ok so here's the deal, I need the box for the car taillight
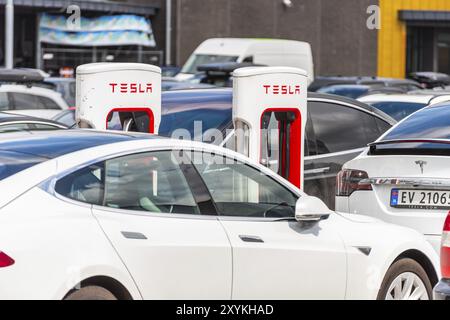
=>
[0,251,14,268]
[336,169,373,197]
[442,212,450,279]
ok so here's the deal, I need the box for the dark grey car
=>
[159,89,396,209]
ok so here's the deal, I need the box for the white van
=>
[176,38,314,84]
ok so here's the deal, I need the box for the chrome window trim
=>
[308,97,389,121]
[305,147,366,160]
[0,120,67,129]
[92,204,218,221]
[217,216,296,222]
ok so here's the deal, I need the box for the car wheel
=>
[64,286,117,300]
[377,258,432,300]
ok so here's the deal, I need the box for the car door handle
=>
[121,231,147,240]
[304,167,330,175]
[239,235,264,243]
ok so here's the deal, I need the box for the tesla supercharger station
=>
[76,63,161,133]
[232,67,308,189]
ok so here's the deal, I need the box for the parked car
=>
[318,84,406,99]
[434,212,450,300]
[358,93,450,121]
[44,77,76,107]
[0,112,67,133]
[309,76,422,92]
[0,130,439,299]
[0,69,69,119]
[408,72,450,89]
[336,102,450,253]
[159,89,396,209]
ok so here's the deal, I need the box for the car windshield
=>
[370,101,426,121]
[181,54,238,74]
[0,150,47,181]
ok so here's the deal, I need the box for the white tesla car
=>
[0,130,439,300]
[336,102,450,254]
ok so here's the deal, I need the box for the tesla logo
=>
[109,83,153,94]
[415,160,427,174]
[263,85,301,95]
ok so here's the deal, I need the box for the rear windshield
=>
[370,104,450,155]
[382,104,450,141]
[370,101,426,121]
[0,151,47,181]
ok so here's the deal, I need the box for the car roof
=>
[0,130,160,159]
[309,76,421,91]
[161,88,396,124]
[320,84,371,89]
[0,83,62,96]
[362,77,419,85]
[162,87,376,112]
[358,93,437,104]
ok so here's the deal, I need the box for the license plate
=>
[390,189,450,210]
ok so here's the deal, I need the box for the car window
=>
[10,93,61,110]
[10,93,39,110]
[375,117,392,135]
[55,151,200,215]
[305,111,317,156]
[0,93,10,111]
[0,123,30,133]
[193,152,298,218]
[38,96,61,110]
[370,101,426,121]
[54,110,76,127]
[31,123,61,130]
[55,163,105,205]
[309,101,379,154]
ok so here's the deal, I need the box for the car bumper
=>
[434,279,450,300]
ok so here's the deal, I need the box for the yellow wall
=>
[378,0,450,78]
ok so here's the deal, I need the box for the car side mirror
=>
[295,196,331,223]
